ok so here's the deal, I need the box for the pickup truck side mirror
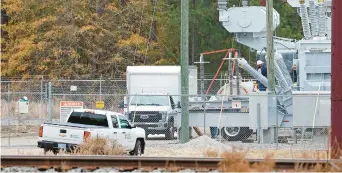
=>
[118,101,124,108]
[177,101,181,108]
[129,124,136,129]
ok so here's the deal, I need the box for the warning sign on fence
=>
[96,101,105,109]
[60,101,84,123]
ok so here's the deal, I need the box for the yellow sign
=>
[96,101,105,109]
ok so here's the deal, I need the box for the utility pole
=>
[266,0,275,92]
[266,0,277,144]
[180,0,190,143]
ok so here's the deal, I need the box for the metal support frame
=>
[236,53,241,95]
[257,103,261,143]
[228,52,233,96]
[194,55,209,100]
[202,48,237,95]
[194,55,209,135]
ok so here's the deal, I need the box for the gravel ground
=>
[144,136,232,157]
[1,135,329,159]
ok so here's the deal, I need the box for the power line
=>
[151,30,177,60]
[144,0,158,64]
[133,0,146,65]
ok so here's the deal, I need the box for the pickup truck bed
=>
[41,123,108,142]
[38,122,108,152]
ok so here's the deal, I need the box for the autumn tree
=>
[1,0,303,79]
[2,0,164,79]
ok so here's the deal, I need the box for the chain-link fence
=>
[1,81,49,144]
[1,80,330,159]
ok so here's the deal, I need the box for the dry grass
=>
[203,145,342,172]
[243,149,329,159]
[71,137,125,155]
[215,146,275,172]
[1,100,49,119]
[219,151,275,172]
[217,150,341,172]
[203,148,219,157]
[1,125,41,135]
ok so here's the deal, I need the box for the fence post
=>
[275,94,278,148]
[7,82,11,146]
[203,95,206,135]
[257,103,261,144]
[40,77,43,103]
[48,82,52,122]
[293,128,297,144]
[100,75,102,101]
[44,83,48,100]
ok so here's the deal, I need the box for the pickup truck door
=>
[118,115,135,150]
[110,115,120,141]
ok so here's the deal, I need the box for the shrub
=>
[72,137,124,155]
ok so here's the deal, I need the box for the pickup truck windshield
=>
[130,95,169,106]
[67,112,109,127]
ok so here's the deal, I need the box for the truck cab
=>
[123,93,178,139]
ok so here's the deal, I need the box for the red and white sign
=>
[60,101,84,123]
[60,101,83,107]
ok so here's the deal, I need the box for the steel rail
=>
[1,155,340,171]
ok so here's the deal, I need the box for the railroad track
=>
[1,155,340,171]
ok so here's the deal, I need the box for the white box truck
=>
[126,66,197,103]
[122,66,197,139]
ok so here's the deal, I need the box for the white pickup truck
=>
[37,109,146,155]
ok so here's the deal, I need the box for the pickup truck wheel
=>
[43,148,59,155]
[43,148,49,155]
[132,140,142,156]
[221,127,253,141]
[52,149,59,155]
[165,121,176,140]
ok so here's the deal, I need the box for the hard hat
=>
[22,96,28,101]
[257,60,264,65]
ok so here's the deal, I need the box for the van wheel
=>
[165,121,176,140]
[221,127,253,141]
[132,140,142,156]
